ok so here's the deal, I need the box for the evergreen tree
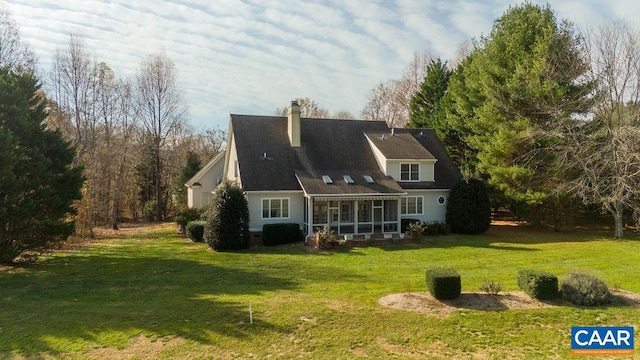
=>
[203,180,249,251]
[174,151,201,209]
[409,58,474,172]
[446,179,491,234]
[0,68,84,263]
[448,3,592,214]
[409,58,451,129]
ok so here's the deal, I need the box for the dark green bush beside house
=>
[203,180,250,251]
[176,208,204,234]
[517,270,559,300]
[186,221,206,243]
[446,178,491,234]
[561,272,612,306]
[263,223,303,246]
[426,268,461,300]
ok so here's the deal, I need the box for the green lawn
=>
[1,223,639,359]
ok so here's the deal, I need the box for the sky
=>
[3,0,639,131]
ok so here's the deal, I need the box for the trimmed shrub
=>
[426,268,461,300]
[401,218,420,232]
[186,221,206,242]
[424,221,450,235]
[176,208,204,228]
[263,223,303,246]
[517,270,559,300]
[203,180,250,251]
[560,272,612,306]
[446,178,491,234]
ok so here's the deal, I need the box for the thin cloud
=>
[3,0,637,130]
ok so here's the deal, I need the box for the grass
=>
[1,223,639,359]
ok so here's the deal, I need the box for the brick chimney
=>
[287,100,301,147]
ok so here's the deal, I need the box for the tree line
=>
[2,2,639,265]
[0,7,225,245]
[403,4,640,238]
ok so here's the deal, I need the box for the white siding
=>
[366,137,388,173]
[187,154,225,209]
[400,190,450,223]
[226,135,240,185]
[246,191,305,231]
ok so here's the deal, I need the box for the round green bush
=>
[560,272,612,306]
[203,181,250,251]
[186,221,206,242]
[445,178,491,234]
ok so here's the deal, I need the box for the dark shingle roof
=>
[365,131,435,160]
[230,115,302,191]
[229,115,460,192]
[398,128,461,189]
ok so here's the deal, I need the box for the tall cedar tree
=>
[448,4,592,208]
[0,68,84,263]
[203,180,249,251]
[409,58,451,129]
[174,151,201,209]
[408,58,474,172]
[446,178,491,234]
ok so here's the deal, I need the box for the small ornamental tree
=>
[203,180,249,251]
[446,178,491,234]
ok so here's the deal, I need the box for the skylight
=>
[322,175,333,184]
[343,175,354,184]
[363,175,375,184]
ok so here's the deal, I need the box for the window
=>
[400,163,419,181]
[401,196,423,215]
[262,198,289,219]
[363,175,375,183]
[437,195,447,206]
[343,175,354,184]
[322,175,333,184]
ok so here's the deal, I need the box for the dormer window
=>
[400,163,419,181]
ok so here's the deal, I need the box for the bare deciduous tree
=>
[360,53,430,127]
[275,97,330,118]
[0,7,36,73]
[136,53,187,221]
[559,21,640,238]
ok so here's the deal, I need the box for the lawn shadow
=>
[0,250,361,356]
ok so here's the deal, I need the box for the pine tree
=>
[0,68,84,263]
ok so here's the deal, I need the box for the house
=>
[189,100,460,241]
[185,151,225,209]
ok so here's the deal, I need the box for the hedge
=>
[517,270,558,300]
[426,268,461,300]
[263,223,303,246]
[186,221,206,243]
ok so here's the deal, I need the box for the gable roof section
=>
[398,128,461,189]
[364,131,435,160]
[185,151,225,187]
[230,115,303,191]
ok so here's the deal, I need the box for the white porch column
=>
[396,197,402,233]
[307,196,314,236]
[354,200,359,234]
